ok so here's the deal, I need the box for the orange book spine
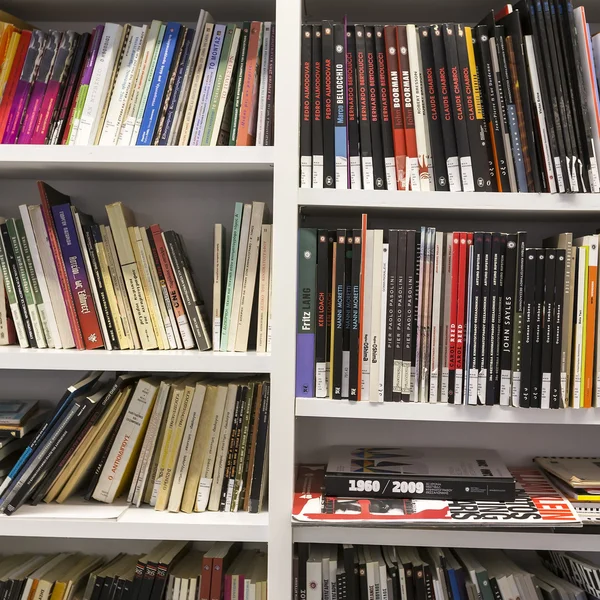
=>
[584,253,597,408]
[0,30,30,137]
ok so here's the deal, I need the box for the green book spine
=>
[15,218,52,347]
[475,571,495,600]
[220,202,244,351]
[229,22,250,145]
[66,85,91,144]
[202,24,236,146]
[7,219,46,347]
[0,223,27,347]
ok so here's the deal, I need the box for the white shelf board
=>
[295,398,600,424]
[0,146,274,181]
[298,190,600,215]
[0,501,268,541]
[292,525,600,551]
[0,347,271,372]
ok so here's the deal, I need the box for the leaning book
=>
[293,465,581,527]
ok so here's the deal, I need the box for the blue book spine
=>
[296,228,317,397]
[137,22,181,145]
[159,27,195,146]
[447,569,462,600]
[334,23,348,189]
[190,24,226,146]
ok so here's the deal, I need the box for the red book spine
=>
[384,25,407,191]
[495,5,513,20]
[210,557,224,600]
[455,232,470,404]
[357,214,368,401]
[37,182,85,349]
[396,26,418,191]
[448,232,461,403]
[199,556,213,600]
[0,31,31,138]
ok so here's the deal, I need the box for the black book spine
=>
[366,26,386,190]
[385,230,399,401]
[456,24,491,190]
[403,562,415,600]
[402,231,416,402]
[264,23,276,146]
[346,27,361,188]
[520,248,537,408]
[83,225,119,349]
[431,24,460,192]
[530,248,546,408]
[342,545,358,600]
[343,233,353,399]
[443,24,475,192]
[470,233,484,404]
[500,233,518,404]
[332,232,345,399]
[219,386,243,511]
[312,25,324,188]
[298,544,308,600]
[414,564,427,600]
[91,576,106,600]
[541,249,556,409]
[129,561,146,600]
[355,26,374,189]
[300,25,312,188]
[248,382,269,513]
[349,229,361,400]
[138,565,156,600]
[551,248,565,408]
[486,233,502,404]
[423,565,435,600]
[316,230,329,398]
[512,231,528,406]
[322,21,336,188]
[478,233,492,405]
[327,231,335,372]
[334,23,348,189]
[493,234,507,399]
[324,471,515,500]
[420,26,449,191]
[394,231,407,402]
[0,224,35,347]
[411,232,421,401]
[375,25,396,190]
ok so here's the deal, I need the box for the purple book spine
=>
[2,30,48,144]
[81,26,104,87]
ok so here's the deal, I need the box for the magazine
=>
[292,465,581,527]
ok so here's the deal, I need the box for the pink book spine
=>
[223,575,232,600]
[17,80,47,143]
[30,80,60,144]
[2,79,33,143]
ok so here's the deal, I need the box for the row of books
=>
[0,372,270,515]
[293,545,592,600]
[0,182,271,352]
[0,10,274,146]
[0,542,267,600]
[296,220,597,409]
[299,2,600,193]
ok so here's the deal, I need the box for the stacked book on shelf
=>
[296,220,600,408]
[0,10,274,146]
[300,2,600,193]
[294,545,593,600]
[292,446,580,526]
[0,182,271,352]
[0,372,270,515]
[0,543,267,600]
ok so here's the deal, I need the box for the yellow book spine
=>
[49,582,67,600]
[0,31,20,99]
[465,27,484,120]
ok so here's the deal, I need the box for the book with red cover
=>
[210,543,242,600]
[37,182,85,349]
[0,30,32,138]
[454,233,471,404]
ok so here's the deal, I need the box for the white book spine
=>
[19,205,62,349]
[179,22,214,146]
[429,232,444,403]
[440,232,453,402]
[369,232,383,403]
[255,22,272,146]
[413,228,426,402]
[213,224,224,351]
[118,21,161,146]
[267,248,273,353]
[210,28,241,147]
[378,243,389,402]
[524,36,558,194]
[322,555,331,600]
[361,231,374,401]
[76,23,123,145]
[227,204,252,352]
[306,558,322,600]
[100,25,146,146]
[235,202,265,351]
[256,224,272,353]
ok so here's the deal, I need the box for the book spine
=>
[531,248,547,407]
[316,230,329,397]
[355,26,373,189]
[248,383,269,513]
[486,233,502,404]
[227,22,249,146]
[584,236,598,408]
[440,233,453,402]
[349,229,362,400]
[447,232,460,403]
[334,23,349,189]
[368,230,383,402]
[454,233,469,404]
[477,233,491,405]
[520,248,537,408]
[322,22,336,188]
[300,25,312,187]
[429,232,445,403]
[213,224,224,351]
[366,27,386,190]
[312,25,324,188]
[541,249,556,408]
[511,232,527,406]
[346,27,361,188]
[552,248,565,408]
[255,22,272,146]
[385,230,398,402]
[500,233,517,405]
[297,229,317,397]
[360,231,373,401]
[264,23,276,146]
[467,233,483,404]
[393,230,406,402]
[343,232,353,399]
[402,231,416,402]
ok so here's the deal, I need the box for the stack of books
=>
[300,4,600,193]
[0,12,274,146]
[292,446,580,527]
[535,456,600,522]
[294,545,591,600]
[0,543,267,600]
[0,182,271,352]
[297,220,599,408]
[0,372,270,515]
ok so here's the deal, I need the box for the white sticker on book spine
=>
[177,314,194,349]
[460,156,475,192]
[195,478,212,512]
[316,362,327,398]
[409,158,420,191]
[393,361,402,393]
[447,156,461,192]
[212,318,221,352]
[300,157,312,188]
[312,156,324,188]
[401,362,411,395]
[429,372,438,403]
[541,373,552,409]
[554,157,565,193]
[500,370,512,405]
[342,351,350,399]
[350,157,361,189]
[336,159,349,189]
[561,372,567,407]
[362,158,374,190]
[440,367,449,402]
[385,158,397,190]
[511,372,521,407]
[468,369,478,405]
[454,369,463,405]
